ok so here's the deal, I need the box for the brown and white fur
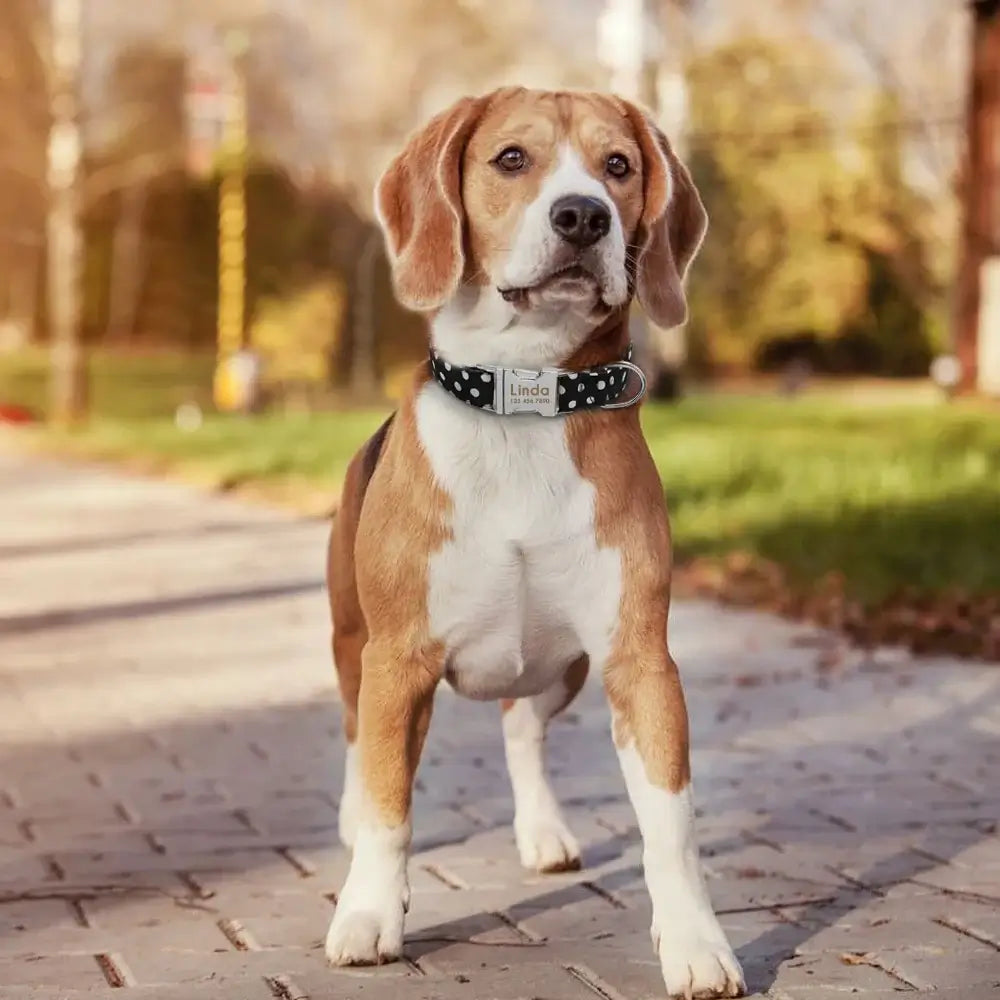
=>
[325,88,745,999]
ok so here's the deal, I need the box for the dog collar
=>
[428,345,646,417]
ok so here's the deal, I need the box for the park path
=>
[1,449,999,1000]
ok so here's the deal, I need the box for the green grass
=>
[0,347,215,421]
[643,397,1000,605]
[5,349,999,608]
[37,408,387,505]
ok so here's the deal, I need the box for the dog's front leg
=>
[325,638,440,966]
[604,650,745,999]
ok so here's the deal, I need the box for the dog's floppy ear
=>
[623,102,708,329]
[374,95,489,313]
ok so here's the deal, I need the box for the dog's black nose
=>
[549,195,612,247]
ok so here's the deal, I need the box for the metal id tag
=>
[497,368,559,416]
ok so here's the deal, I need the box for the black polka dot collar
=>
[428,345,646,417]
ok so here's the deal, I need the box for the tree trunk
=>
[954,0,1000,393]
[350,228,381,398]
[47,0,87,424]
[105,183,149,343]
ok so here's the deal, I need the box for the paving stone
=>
[935,900,1000,950]
[912,862,1000,897]
[119,946,331,987]
[507,886,648,943]
[0,899,82,936]
[0,870,194,897]
[409,936,555,976]
[0,953,109,989]
[767,951,903,993]
[873,946,1000,992]
[791,914,982,956]
[18,988,276,1000]
[775,989,971,1000]
[0,923,121,960]
[562,950,670,1000]
[47,848,256,879]
[283,963,605,999]
[0,854,67,886]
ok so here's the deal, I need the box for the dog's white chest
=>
[415,385,621,700]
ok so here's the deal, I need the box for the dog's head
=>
[375,87,707,354]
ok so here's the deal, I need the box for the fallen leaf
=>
[840,952,874,966]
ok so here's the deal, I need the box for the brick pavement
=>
[0,450,998,999]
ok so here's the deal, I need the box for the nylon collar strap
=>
[428,345,646,417]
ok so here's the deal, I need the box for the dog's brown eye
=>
[606,153,630,178]
[495,146,527,172]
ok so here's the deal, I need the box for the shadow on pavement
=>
[1,645,997,997]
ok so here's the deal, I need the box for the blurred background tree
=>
[684,28,950,377]
[0,0,48,352]
[0,0,976,410]
[684,35,867,372]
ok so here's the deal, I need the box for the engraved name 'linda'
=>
[509,385,552,397]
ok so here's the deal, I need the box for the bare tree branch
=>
[816,0,965,182]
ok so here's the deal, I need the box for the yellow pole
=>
[213,34,248,411]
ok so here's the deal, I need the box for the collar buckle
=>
[496,367,559,417]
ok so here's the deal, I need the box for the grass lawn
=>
[0,347,215,421]
[644,397,1000,607]
[31,407,388,510]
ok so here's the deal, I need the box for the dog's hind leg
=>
[501,654,588,873]
[331,624,364,848]
[328,496,366,850]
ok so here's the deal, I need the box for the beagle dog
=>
[325,87,745,999]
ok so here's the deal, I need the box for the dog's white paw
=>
[327,818,411,966]
[515,811,581,873]
[338,745,361,849]
[325,883,408,966]
[654,922,745,999]
[325,906,404,966]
